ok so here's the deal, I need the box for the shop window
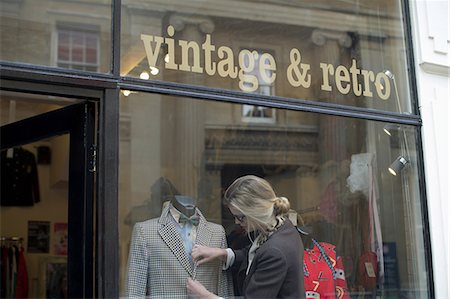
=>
[118,92,430,298]
[56,27,99,72]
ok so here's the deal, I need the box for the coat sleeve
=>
[244,247,288,299]
[218,226,234,298]
[125,223,149,298]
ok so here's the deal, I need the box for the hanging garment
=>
[304,240,350,299]
[1,241,28,298]
[15,246,29,298]
[357,250,378,290]
[0,147,40,206]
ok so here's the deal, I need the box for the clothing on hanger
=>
[1,238,28,298]
[1,147,40,206]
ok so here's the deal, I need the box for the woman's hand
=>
[192,245,227,266]
[186,277,219,299]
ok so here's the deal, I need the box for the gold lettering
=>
[361,70,375,97]
[140,25,389,101]
[217,46,238,79]
[141,34,163,67]
[165,26,177,70]
[320,63,334,92]
[179,40,203,73]
[259,53,276,84]
[287,48,311,88]
[375,72,390,100]
[238,50,258,92]
[335,65,351,95]
[202,34,216,75]
[349,59,362,96]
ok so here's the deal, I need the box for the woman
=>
[187,175,305,299]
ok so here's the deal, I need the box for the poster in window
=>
[27,220,50,253]
[53,223,68,255]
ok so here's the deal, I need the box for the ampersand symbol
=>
[287,48,311,88]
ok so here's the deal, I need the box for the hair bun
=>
[273,197,290,216]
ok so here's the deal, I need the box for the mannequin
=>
[126,194,233,298]
[171,195,196,217]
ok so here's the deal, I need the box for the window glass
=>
[0,0,111,73]
[118,92,430,298]
[121,0,413,113]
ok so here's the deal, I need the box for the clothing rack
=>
[0,236,24,245]
[1,235,29,298]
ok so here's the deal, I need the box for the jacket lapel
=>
[194,210,212,246]
[158,204,194,276]
[192,209,212,278]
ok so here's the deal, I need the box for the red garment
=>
[357,251,378,290]
[304,241,350,299]
[15,247,28,298]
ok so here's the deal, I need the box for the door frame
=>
[0,100,95,298]
[0,76,120,298]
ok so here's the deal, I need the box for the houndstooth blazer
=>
[126,204,233,299]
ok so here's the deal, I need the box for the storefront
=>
[0,0,440,298]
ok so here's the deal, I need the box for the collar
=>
[159,202,206,228]
[169,204,199,223]
[169,205,183,223]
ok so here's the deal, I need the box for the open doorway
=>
[0,90,96,298]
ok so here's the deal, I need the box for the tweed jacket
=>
[232,219,306,299]
[126,204,233,299]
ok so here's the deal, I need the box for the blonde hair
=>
[224,175,290,234]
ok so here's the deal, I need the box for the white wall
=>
[410,0,450,298]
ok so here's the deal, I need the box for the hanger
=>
[0,236,23,247]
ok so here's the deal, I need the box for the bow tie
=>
[179,214,200,226]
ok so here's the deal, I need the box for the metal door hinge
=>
[89,144,97,173]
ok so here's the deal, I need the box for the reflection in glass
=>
[0,0,112,73]
[118,92,430,298]
[57,28,100,72]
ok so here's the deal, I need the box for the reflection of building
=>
[0,0,448,298]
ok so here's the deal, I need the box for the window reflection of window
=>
[56,28,99,72]
[243,105,273,118]
[241,49,276,124]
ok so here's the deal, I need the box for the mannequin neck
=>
[171,195,196,217]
